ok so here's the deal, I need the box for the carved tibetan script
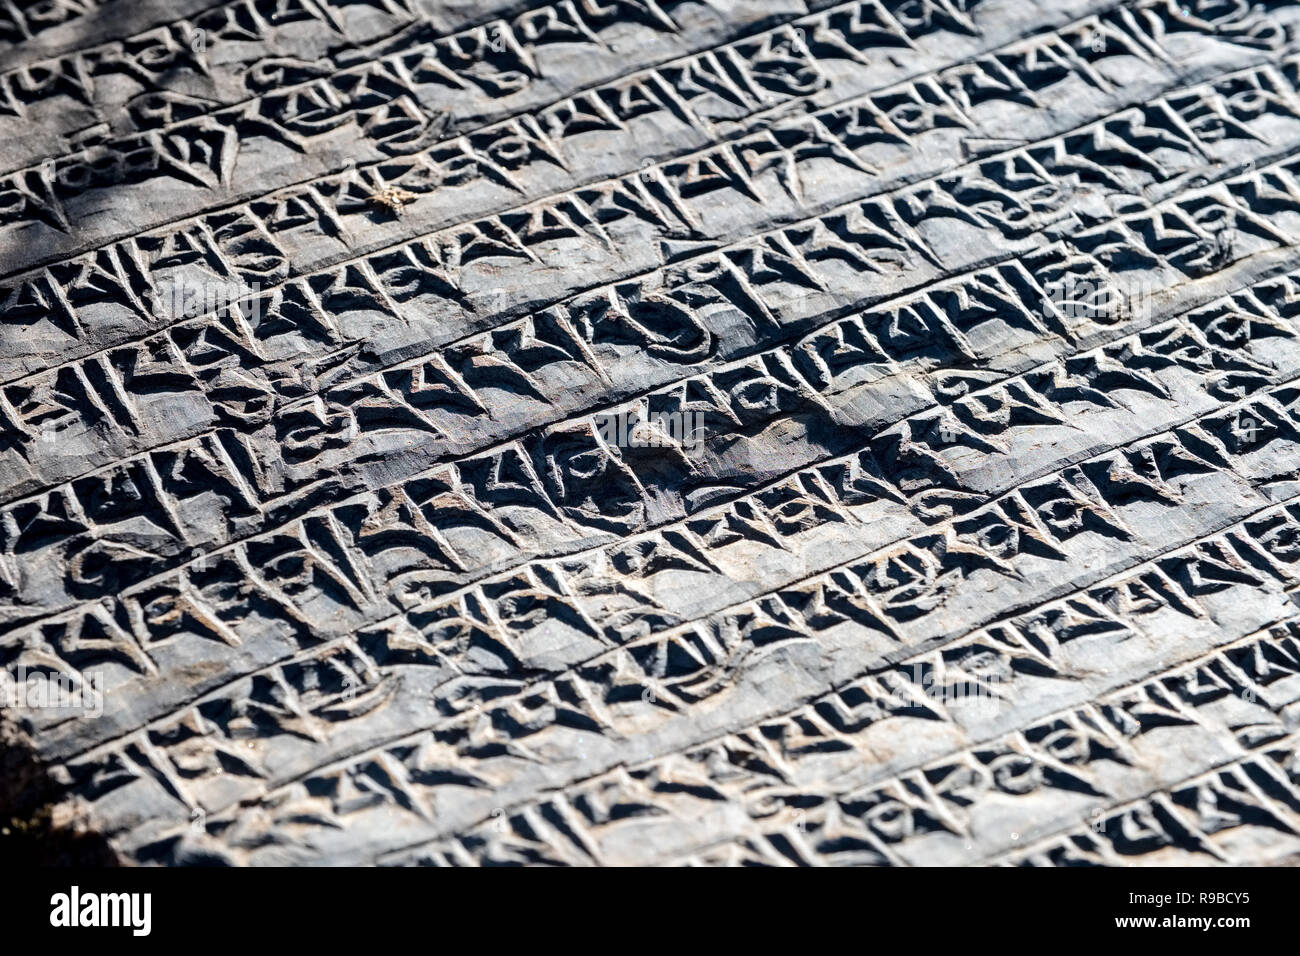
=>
[3,0,1300,866]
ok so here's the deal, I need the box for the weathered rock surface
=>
[4,0,1300,865]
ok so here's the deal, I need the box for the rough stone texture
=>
[3,0,1300,866]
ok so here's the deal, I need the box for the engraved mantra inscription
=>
[3,0,1300,866]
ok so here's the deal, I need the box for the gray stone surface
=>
[3,0,1300,865]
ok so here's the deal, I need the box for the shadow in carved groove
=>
[0,727,119,866]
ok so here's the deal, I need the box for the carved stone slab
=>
[4,0,1300,866]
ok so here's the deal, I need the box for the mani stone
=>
[3,0,1300,866]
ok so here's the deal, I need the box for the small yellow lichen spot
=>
[369,185,420,215]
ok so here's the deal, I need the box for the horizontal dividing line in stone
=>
[0,0,1138,343]
[984,724,1300,866]
[0,0,803,179]
[72,378,1300,835]
[1,40,1285,456]
[382,590,1300,865]
[650,617,1300,868]
[4,46,1288,511]
[5,121,1296,652]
